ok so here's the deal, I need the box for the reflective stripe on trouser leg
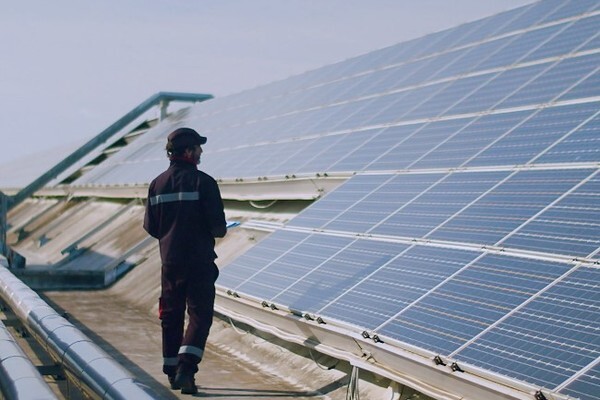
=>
[179,345,204,359]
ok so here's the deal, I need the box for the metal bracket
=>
[36,364,66,380]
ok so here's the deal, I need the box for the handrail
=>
[0,267,161,399]
[8,91,212,209]
[0,91,213,268]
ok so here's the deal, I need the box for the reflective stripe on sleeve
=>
[149,191,199,206]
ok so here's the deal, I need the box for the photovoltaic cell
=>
[539,0,599,24]
[500,171,600,257]
[428,169,594,245]
[217,230,310,290]
[466,102,599,167]
[413,110,532,169]
[403,73,493,120]
[446,63,548,115]
[322,173,445,233]
[562,363,600,400]
[455,266,600,391]
[476,24,564,71]
[535,109,600,164]
[377,254,572,354]
[493,0,564,37]
[366,118,474,170]
[236,234,355,301]
[328,127,403,172]
[289,174,393,229]
[273,239,410,314]
[498,53,600,108]
[523,14,600,62]
[370,171,511,238]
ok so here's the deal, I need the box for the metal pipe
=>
[0,319,58,400]
[0,267,161,399]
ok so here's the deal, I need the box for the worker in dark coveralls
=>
[143,127,227,394]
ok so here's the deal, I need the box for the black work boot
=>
[168,375,180,390]
[174,369,197,395]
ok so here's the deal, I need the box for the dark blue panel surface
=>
[448,63,548,115]
[534,108,599,164]
[357,91,414,127]
[523,14,600,62]
[467,102,599,167]
[217,230,310,290]
[274,239,410,314]
[404,73,493,120]
[289,174,392,229]
[323,246,479,332]
[501,171,600,257]
[236,234,355,301]
[414,111,532,169]
[371,171,510,238]
[429,169,593,245]
[499,53,600,108]
[540,0,599,24]
[561,363,600,400]
[434,37,512,81]
[378,255,571,354]
[493,0,565,37]
[477,24,563,71]
[456,266,600,390]
[329,125,418,172]
[323,173,445,233]
[368,118,473,170]
[559,67,600,102]
[452,5,530,48]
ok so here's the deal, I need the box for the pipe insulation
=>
[0,267,160,399]
[0,319,58,399]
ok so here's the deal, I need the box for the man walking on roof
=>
[143,127,227,395]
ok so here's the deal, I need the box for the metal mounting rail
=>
[0,91,213,268]
[0,266,160,399]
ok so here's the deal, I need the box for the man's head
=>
[166,127,207,164]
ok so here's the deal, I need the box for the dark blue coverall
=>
[144,158,227,376]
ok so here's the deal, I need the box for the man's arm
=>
[203,178,227,238]
[143,182,159,238]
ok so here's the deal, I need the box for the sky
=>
[0,0,536,164]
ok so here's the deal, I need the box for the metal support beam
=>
[9,92,212,210]
[0,192,25,269]
[0,91,213,268]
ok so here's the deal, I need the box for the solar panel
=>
[378,254,573,354]
[453,265,600,390]
[212,3,599,397]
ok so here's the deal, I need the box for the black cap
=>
[167,127,207,149]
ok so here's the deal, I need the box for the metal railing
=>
[0,91,213,268]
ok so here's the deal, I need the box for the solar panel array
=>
[211,1,599,399]
[72,0,599,186]
[57,0,600,398]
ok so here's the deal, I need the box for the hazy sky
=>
[0,0,535,163]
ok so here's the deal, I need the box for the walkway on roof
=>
[42,288,346,400]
